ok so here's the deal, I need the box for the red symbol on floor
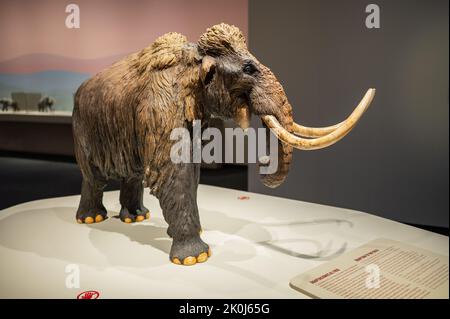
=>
[77,290,100,299]
[237,196,250,200]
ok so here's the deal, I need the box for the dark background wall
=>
[248,0,449,227]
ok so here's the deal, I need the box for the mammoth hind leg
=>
[76,178,108,224]
[119,176,150,223]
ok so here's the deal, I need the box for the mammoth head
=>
[196,23,375,188]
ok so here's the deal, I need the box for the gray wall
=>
[248,0,449,227]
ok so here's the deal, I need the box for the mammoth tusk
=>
[292,89,376,138]
[262,88,376,150]
[235,105,250,130]
[292,122,343,138]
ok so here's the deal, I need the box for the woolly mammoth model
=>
[38,96,55,112]
[73,23,375,266]
[0,98,19,111]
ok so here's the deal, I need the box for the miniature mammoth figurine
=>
[0,98,19,111]
[0,98,9,111]
[73,23,375,266]
[38,96,55,112]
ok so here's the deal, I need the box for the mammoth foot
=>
[119,206,150,223]
[76,208,107,224]
[170,236,211,266]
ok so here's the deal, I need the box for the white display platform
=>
[0,185,448,298]
[0,110,72,124]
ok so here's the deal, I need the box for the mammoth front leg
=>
[158,163,210,266]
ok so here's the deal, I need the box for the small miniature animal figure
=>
[0,98,19,111]
[38,96,55,112]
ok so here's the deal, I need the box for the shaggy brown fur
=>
[73,23,294,265]
[74,32,197,183]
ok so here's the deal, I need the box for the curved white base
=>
[0,185,447,298]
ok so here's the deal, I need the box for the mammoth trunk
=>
[259,100,294,188]
[249,66,295,188]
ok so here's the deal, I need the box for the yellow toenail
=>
[199,229,203,235]
[183,256,196,266]
[172,258,181,265]
[77,219,82,224]
[85,217,94,224]
[124,217,132,223]
[145,212,150,219]
[95,215,104,223]
[196,252,208,263]
[207,248,212,257]
[136,215,145,222]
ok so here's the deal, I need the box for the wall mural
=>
[0,0,247,112]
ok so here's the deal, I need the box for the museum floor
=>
[0,153,447,236]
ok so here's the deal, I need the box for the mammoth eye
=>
[243,62,257,75]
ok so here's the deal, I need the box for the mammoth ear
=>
[200,56,216,86]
